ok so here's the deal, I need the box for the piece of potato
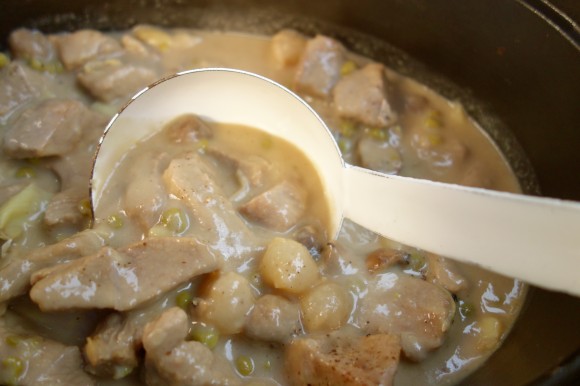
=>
[259,237,319,294]
[300,281,352,332]
[197,272,255,334]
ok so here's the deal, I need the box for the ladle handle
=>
[342,165,580,296]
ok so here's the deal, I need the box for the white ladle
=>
[90,68,580,297]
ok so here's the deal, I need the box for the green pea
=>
[340,60,357,76]
[338,138,351,154]
[459,300,475,319]
[44,61,64,74]
[235,355,254,376]
[112,365,133,379]
[407,252,426,272]
[0,52,9,69]
[14,166,35,179]
[107,213,124,229]
[175,291,193,309]
[5,335,21,347]
[2,356,24,382]
[190,324,219,349]
[339,120,356,137]
[161,208,188,233]
[28,57,44,71]
[368,127,387,140]
[78,198,92,217]
[197,138,209,152]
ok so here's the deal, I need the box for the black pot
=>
[2,0,579,385]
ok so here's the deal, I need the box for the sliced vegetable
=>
[0,184,52,240]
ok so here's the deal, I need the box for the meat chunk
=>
[294,35,345,98]
[0,62,42,118]
[356,273,455,361]
[357,136,402,174]
[333,63,397,128]
[245,295,301,343]
[240,180,307,232]
[285,332,401,386]
[143,307,240,386]
[29,237,220,311]
[3,99,88,159]
[426,253,467,294]
[0,229,105,302]
[123,152,169,230]
[47,109,109,192]
[77,59,158,102]
[43,186,87,227]
[55,29,122,70]
[84,307,159,378]
[9,29,55,62]
[0,323,96,385]
[162,113,213,144]
[271,29,307,66]
[206,145,273,189]
[163,152,259,263]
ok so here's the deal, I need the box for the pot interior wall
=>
[2,0,580,385]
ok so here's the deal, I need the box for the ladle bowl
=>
[90,68,580,296]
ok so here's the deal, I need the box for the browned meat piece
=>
[8,28,55,62]
[163,152,259,263]
[285,332,401,386]
[0,62,43,117]
[294,35,345,98]
[163,113,213,144]
[426,253,467,293]
[357,136,403,174]
[333,63,397,128]
[123,152,169,230]
[271,29,307,66]
[143,307,240,386]
[55,29,122,70]
[240,180,307,232]
[0,323,96,385]
[245,294,301,343]
[3,99,88,159]
[84,306,159,378]
[29,237,220,311]
[77,60,158,102]
[356,273,455,361]
[366,248,406,273]
[44,186,87,227]
[0,229,105,302]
